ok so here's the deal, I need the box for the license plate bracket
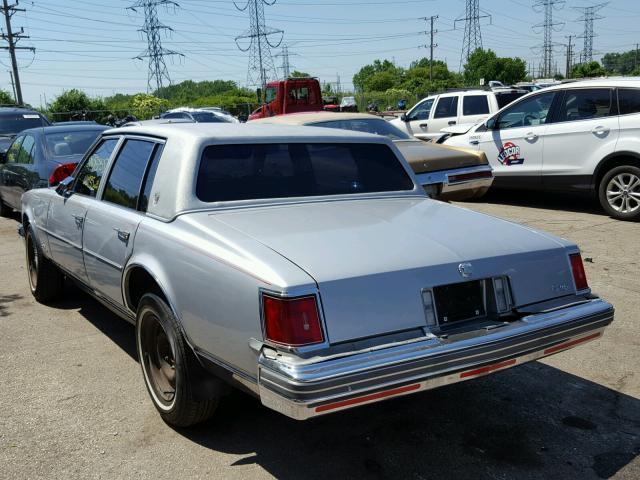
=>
[433,280,485,326]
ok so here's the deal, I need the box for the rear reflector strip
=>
[315,383,421,413]
[543,332,601,355]
[459,358,517,378]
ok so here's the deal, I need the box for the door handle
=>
[524,132,538,141]
[592,126,609,135]
[469,140,479,145]
[114,228,130,243]
[448,120,457,126]
[71,214,84,229]
[419,123,428,129]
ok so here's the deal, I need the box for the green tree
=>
[49,89,106,121]
[353,59,401,92]
[602,48,639,75]
[290,70,311,78]
[571,61,608,78]
[365,71,397,91]
[0,89,14,105]
[132,93,169,119]
[463,49,527,85]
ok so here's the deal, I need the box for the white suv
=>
[444,79,640,221]
[389,88,526,141]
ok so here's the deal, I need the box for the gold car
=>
[252,112,492,200]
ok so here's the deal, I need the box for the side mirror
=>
[400,113,407,122]
[55,176,74,197]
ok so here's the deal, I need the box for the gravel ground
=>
[0,190,638,480]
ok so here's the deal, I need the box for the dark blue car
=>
[0,124,107,215]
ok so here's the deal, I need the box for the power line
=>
[456,0,491,70]
[234,0,283,89]
[574,2,607,64]
[127,0,183,95]
[1,0,35,104]
[532,0,565,78]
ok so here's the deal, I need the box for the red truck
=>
[248,77,323,121]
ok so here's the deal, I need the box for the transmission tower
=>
[275,44,294,79]
[235,0,283,89]
[128,0,182,96]
[574,3,607,64]
[455,0,491,69]
[532,0,565,78]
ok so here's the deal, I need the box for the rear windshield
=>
[312,118,411,140]
[45,129,103,158]
[495,91,527,109]
[0,113,48,136]
[191,112,230,123]
[196,143,414,202]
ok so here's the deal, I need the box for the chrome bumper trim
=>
[257,298,613,420]
[415,165,493,193]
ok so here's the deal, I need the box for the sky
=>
[4,0,640,106]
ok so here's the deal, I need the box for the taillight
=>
[262,294,324,346]
[49,162,78,186]
[569,253,589,291]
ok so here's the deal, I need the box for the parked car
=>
[0,107,50,160]
[191,106,239,123]
[340,96,358,112]
[20,123,613,427]
[444,78,640,220]
[161,107,235,123]
[253,111,493,200]
[390,88,527,141]
[0,124,107,215]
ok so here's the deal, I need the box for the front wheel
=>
[598,165,640,221]
[136,293,219,427]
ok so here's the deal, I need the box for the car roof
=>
[0,107,44,115]
[544,77,640,90]
[20,124,108,135]
[251,111,381,125]
[104,122,392,144]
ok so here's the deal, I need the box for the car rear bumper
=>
[415,165,493,198]
[257,298,613,420]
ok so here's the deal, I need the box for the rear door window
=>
[74,138,119,197]
[196,143,414,202]
[618,88,640,115]
[462,95,490,116]
[433,96,458,119]
[557,88,614,122]
[17,135,35,164]
[6,135,24,163]
[406,98,434,121]
[102,139,155,209]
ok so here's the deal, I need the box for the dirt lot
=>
[1,191,638,480]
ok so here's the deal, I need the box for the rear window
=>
[495,91,527,109]
[45,129,103,158]
[312,119,411,140]
[618,88,640,115]
[557,88,613,122]
[191,112,230,123]
[196,143,414,202]
[0,113,48,135]
[434,96,458,119]
[463,95,490,116]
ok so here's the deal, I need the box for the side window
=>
[17,135,36,164]
[6,136,24,163]
[496,91,556,129]
[463,95,490,116]
[75,138,118,197]
[433,96,458,119]
[265,87,277,104]
[618,88,640,115]
[103,139,155,209]
[557,89,613,122]
[406,98,434,121]
[139,144,164,212]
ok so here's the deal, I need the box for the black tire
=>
[0,195,11,217]
[598,165,640,221]
[25,224,64,303]
[136,293,218,427]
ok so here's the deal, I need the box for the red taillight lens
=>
[570,253,589,291]
[262,294,324,346]
[49,162,78,186]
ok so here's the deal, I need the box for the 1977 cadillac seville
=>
[20,124,614,427]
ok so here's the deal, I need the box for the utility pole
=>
[8,69,16,101]
[574,3,607,64]
[565,34,573,78]
[235,0,283,90]
[455,0,491,70]
[424,15,438,82]
[1,0,34,105]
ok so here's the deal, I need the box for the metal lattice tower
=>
[128,0,182,95]
[532,0,565,78]
[574,3,607,63]
[275,44,291,79]
[455,0,491,69]
[235,0,283,89]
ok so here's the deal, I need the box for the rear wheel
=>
[25,224,64,303]
[598,165,640,221]
[136,293,219,427]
